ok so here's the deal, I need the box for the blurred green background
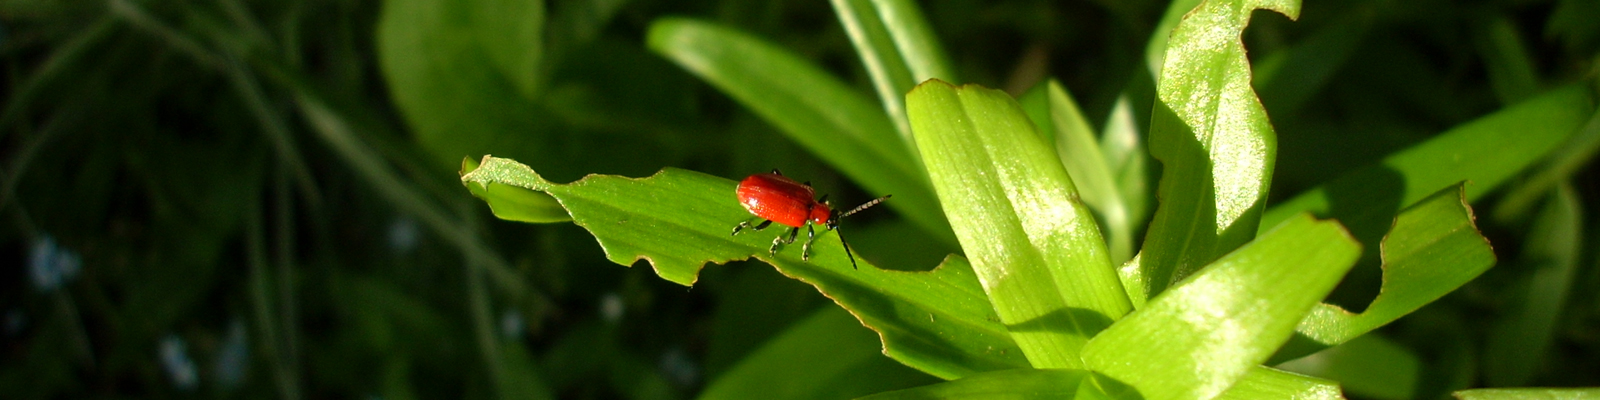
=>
[2,0,1598,398]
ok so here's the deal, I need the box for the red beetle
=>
[732,170,890,269]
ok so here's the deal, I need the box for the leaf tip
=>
[460,155,552,191]
[1242,0,1302,20]
[460,155,490,188]
[911,78,957,92]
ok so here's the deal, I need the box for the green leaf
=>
[831,0,913,140]
[472,0,545,99]
[376,0,548,170]
[1272,184,1495,362]
[461,156,746,285]
[1081,214,1358,400]
[907,80,1131,369]
[857,369,1090,400]
[1098,95,1151,266]
[1215,367,1345,400]
[1475,16,1541,105]
[1485,183,1583,387]
[460,156,1029,379]
[697,307,936,400]
[1491,110,1600,223]
[1261,86,1593,358]
[1277,333,1420,400]
[1019,80,1137,265]
[865,0,955,83]
[1130,0,1300,303]
[646,18,954,245]
[1102,94,1154,307]
[460,157,569,223]
[1261,84,1597,239]
[1143,0,1203,76]
[1453,388,1600,400]
[840,255,1032,379]
[831,0,954,141]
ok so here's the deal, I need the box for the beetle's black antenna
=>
[839,195,892,218]
[831,194,890,270]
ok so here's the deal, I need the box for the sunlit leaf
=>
[1019,80,1136,265]
[1143,0,1204,76]
[1128,0,1300,304]
[1215,367,1345,400]
[461,157,569,223]
[1272,184,1494,362]
[1082,214,1358,400]
[907,79,1131,368]
[462,156,754,285]
[460,156,1028,379]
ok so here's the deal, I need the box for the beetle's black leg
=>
[732,219,773,235]
[770,226,799,256]
[801,224,817,260]
[837,226,859,269]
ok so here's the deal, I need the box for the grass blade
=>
[831,0,953,142]
[1485,183,1582,386]
[1261,85,1596,239]
[1491,110,1600,223]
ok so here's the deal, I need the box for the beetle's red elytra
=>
[731,170,890,269]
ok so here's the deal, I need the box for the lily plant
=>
[457,0,1598,398]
